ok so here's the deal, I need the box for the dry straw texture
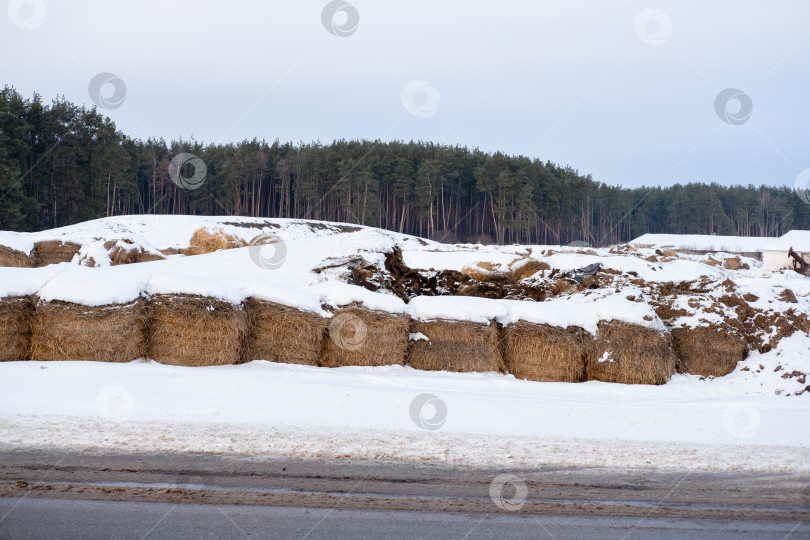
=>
[181,228,246,256]
[408,319,505,373]
[244,298,327,365]
[502,322,587,382]
[32,240,81,267]
[105,239,165,265]
[0,246,34,268]
[0,296,34,361]
[147,294,248,366]
[671,325,746,377]
[320,306,409,367]
[586,321,676,385]
[508,258,550,281]
[30,300,146,362]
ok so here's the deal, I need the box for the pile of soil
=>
[348,248,558,303]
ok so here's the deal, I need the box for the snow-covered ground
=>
[1,216,809,472]
[1,334,809,472]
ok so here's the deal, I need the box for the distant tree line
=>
[1,87,808,244]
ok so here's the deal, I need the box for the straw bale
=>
[0,296,34,361]
[106,243,165,265]
[147,294,248,366]
[502,322,587,382]
[320,306,409,367]
[408,319,504,373]
[586,321,676,385]
[33,240,81,266]
[181,228,246,256]
[0,245,33,268]
[30,299,146,362]
[671,324,747,377]
[509,258,550,281]
[244,298,327,365]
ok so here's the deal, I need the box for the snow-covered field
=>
[1,216,809,472]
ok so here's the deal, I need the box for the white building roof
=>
[629,231,810,253]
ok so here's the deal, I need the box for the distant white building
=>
[629,230,810,272]
[759,230,810,272]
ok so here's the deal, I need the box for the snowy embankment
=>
[1,336,809,472]
[1,215,809,471]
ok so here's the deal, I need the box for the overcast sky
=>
[2,0,809,189]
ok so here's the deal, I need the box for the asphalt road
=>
[0,450,808,539]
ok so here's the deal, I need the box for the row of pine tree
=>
[1,87,808,245]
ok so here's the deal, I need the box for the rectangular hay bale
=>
[0,246,34,268]
[502,322,587,382]
[586,321,676,385]
[671,325,747,377]
[244,298,327,365]
[30,299,145,362]
[33,240,81,267]
[0,296,34,361]
[147,294,248,366]
[320,306,409,367]
[408,319,504,373]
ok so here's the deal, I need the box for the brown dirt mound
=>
[502,322,588,382]
[30,300,146,362]
[0,246,34,268]
[32,240,81,267]
[0,296,34,361]
[778,289,798,303]
[181,228,246,256]
[320,306,409,367]
[244,298,327,366]
[671,325,747,377]
[147,295,248,366]
[586,321,676,385]
[349,247,550,302]
[408,320,504,373]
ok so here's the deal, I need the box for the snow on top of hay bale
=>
[0,266,64,299]
[37,265,147,306]
[408,319,504,373]
[586,321,676,385]
[408,294,662,336]
[146,271,245,305]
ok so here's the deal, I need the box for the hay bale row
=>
[0,241,82,268]
[0,296,34,361]
[0,293,711,386]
